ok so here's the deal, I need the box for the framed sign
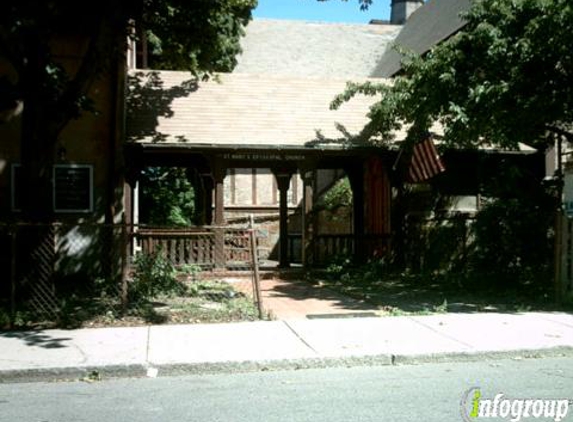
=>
[53,164,94,213]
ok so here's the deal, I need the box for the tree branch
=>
[52,17,119,135]
[546,125,573,144]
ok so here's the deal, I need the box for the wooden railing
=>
[313,233,392,265]
[137,228,216,267]
[286,233,392,265]
[137,228,391,269]
[287,233,303,263]
[224,229,252,265]
[136,227,258,269]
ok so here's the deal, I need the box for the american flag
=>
[406,137,446,183]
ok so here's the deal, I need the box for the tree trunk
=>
[15,36,61,317]
[19,31,59,222]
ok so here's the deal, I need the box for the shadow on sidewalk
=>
[258,278,379,319]
[264,279,372,309]
[0,330,71,349]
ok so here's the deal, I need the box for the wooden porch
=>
[125,143,396,269]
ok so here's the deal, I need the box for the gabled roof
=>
[372,0,471,77]
[127,70,386,147]
[235,19,402,78]
[126,70,537,151]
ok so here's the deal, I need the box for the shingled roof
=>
[235,19,401,78]
[127,70,386,147]
[127,20,405,148]
[372,0,471,77]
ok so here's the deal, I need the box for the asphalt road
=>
[1,357,572,422]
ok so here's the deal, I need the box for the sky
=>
[253,0,392,23]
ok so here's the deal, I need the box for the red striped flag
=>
[406,137,445,183]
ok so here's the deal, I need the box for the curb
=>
[150,355,394,376]
[391,346,573,365]
[0,364,148,384]
[2,346,573,384]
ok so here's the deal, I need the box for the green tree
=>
[332,0,573,150]
[330,0,569,284]
[140,167,195,227]
[0,0,255,220]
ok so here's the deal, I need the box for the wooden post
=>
[273,170,293,268]
[121,219,129,313]
[212,164,226,268]
[201,174,214,226]
[347,163,365,263]
[249,216,264,319]
[212,163,226,226]
[125,166,140,264]
[554,135,564,304]
[302,170,315,268]
[10,226,17,329]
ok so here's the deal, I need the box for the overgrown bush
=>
[404,214,471,273]
[0,307,11,329]
[178,263,202,282]
[397,162,555,286]
[325,254,388,286]
[130,250,186,300]
[325,254,353,279]
[187,280,237,301]
[469,195,553,285]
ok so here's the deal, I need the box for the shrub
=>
[130,250,186,300]
[178,263,202,282]
[469,195,553,285]
[317,176,352,212]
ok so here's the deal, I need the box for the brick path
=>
[258,278,379,320]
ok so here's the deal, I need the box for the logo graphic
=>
[460,387,570,422]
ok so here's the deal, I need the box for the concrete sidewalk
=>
[1,312,573,382]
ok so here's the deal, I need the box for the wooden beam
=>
[301,169,315,268]
[346,162,366,263]
[272,169,294,268]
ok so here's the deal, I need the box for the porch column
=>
[347,163,365,263]
[125,167,141,223]
[301,170,315,268]
[125,167,141,255]
[200,173,214,225]
[213,166,226,226]
[212,163,226,268]
[272,170,293,268]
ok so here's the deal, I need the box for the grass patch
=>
[311,259,564,317]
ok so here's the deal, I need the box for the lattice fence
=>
[0,223,263,329]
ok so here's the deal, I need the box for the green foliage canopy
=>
[332,0,573,150]
[0,0,255,218]
[316,176,353,212]
[140,167,195,227]
[142,0,256,72]
[0,0,255,128]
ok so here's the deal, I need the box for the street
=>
[1,357,572,422]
